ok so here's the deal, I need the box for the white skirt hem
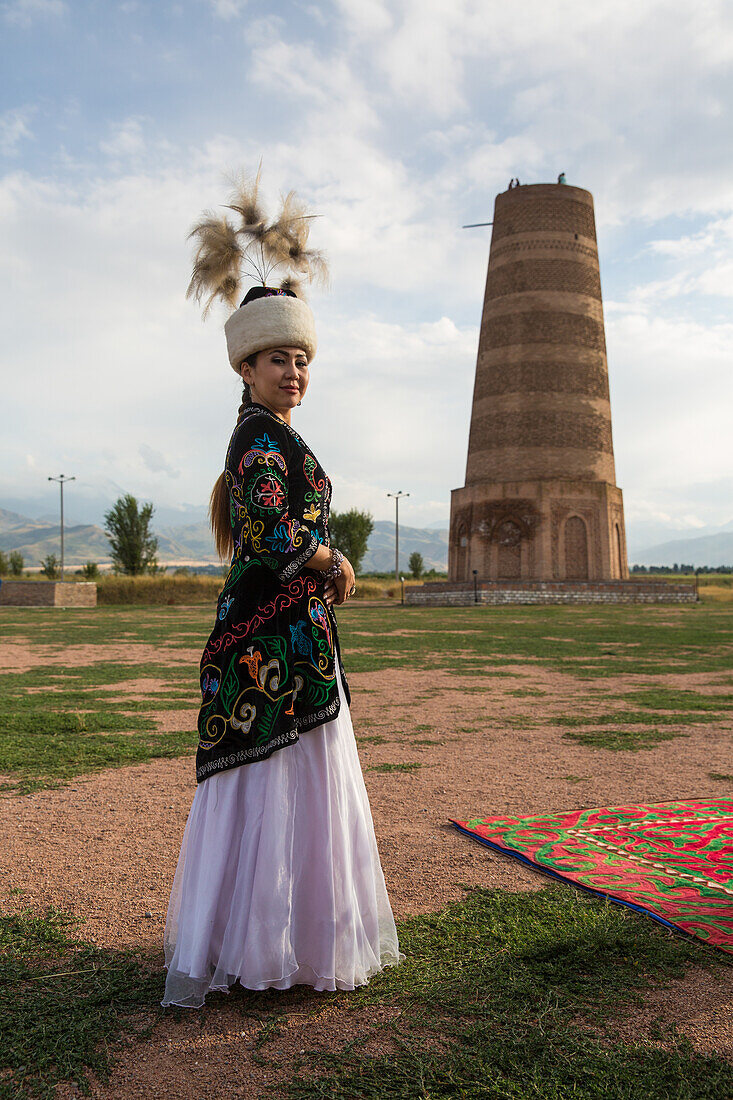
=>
[161,665,405,1008]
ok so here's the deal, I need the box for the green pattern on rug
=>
[451,798,733,953]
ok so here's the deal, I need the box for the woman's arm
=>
[304,544,334,571]
[305,544,356,606]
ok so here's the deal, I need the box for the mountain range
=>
[1,505,732,572]
[0,508,449,573]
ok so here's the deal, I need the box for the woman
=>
[161,280,405,1008]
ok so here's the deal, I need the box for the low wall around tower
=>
[406,579,697,607]
[0,581,97,607]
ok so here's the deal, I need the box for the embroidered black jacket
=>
[195,403,350,783]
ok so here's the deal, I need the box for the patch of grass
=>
[0,655,198,792]
[3,603,733,786]
[555,709,719,728]
[356,735,388,745]
[622,689,733,712]
[0,906,160,1099]
[367,762,422,773]
[5,604,733,682]
[563,728,684,752]
[548,684,733,754]
[562,774,590,784]
[0,606,213,647]
[4,888,732,1099]
[708,772,733,782]
[273,885,732,1100]
[335,604,733,679]
[0,714,194,794]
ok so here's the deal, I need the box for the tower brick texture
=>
[449,183,629,582]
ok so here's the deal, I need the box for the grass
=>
[1,603,732,787]
[551,686,733,752]
[1,603,732,1095]
[563,727,686,752]
[271,884,733,1098]
[3,603,733,679]
[334,604,733,679]
[0,660,199,793]
[0,906,160,1100]
[367,762,422,773]
[97,574,223,605]
[3,885,731,1099]
[0,716,194,795]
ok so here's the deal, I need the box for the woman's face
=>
[240,347,310,422]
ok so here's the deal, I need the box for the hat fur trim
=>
[224,295,317,373]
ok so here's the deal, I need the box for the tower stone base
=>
[406,579,697,606]
[449,479,628,582]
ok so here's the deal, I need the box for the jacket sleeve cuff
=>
[276,527,320,583]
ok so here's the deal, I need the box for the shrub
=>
[329,509,374,574]
[103,494,159,575]
[409,551,424,578]
[40,554,60,579]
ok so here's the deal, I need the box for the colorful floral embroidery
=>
[218,595,235,620]
[195,404,350,782]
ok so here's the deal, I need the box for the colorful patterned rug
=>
[450,798,733,954]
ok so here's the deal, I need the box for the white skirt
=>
[162,665,405,1008]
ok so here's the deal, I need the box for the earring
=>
[297,400,302,406]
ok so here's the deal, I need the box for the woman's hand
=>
[324,555,356,606]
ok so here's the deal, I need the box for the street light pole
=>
[48,474,75,580]
[387,491,410,582]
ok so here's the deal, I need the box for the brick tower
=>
[449,182,628,582]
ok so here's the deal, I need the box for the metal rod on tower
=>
[386,491,409,582]
[47,474,75,580]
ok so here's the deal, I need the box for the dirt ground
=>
[2,646,732,1099]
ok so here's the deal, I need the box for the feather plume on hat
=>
[186,166,329,318]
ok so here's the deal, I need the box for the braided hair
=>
[210,354,258,560]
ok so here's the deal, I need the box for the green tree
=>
[40,553,60,579]
[9,551,24,576]
[329,509,374,575]
[409,551,424,579]
[104,494,159,575]
[82,561,100,579]
[0,550,8,575]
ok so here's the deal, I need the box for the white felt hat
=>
[224,293,317,373]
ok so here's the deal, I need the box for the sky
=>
[1,0,732,547]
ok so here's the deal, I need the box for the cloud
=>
[0,107,34,157]
[139,444,180,479]
[2,0,733,536]
[99,118,146,160]
[208,0,247,19]
[3,0,66,27]
[607,309,733,505]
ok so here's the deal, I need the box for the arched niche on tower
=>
[493,517,525,579]
[455,523,469,582]
[614,522,623,579]
[564,515,589,580]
